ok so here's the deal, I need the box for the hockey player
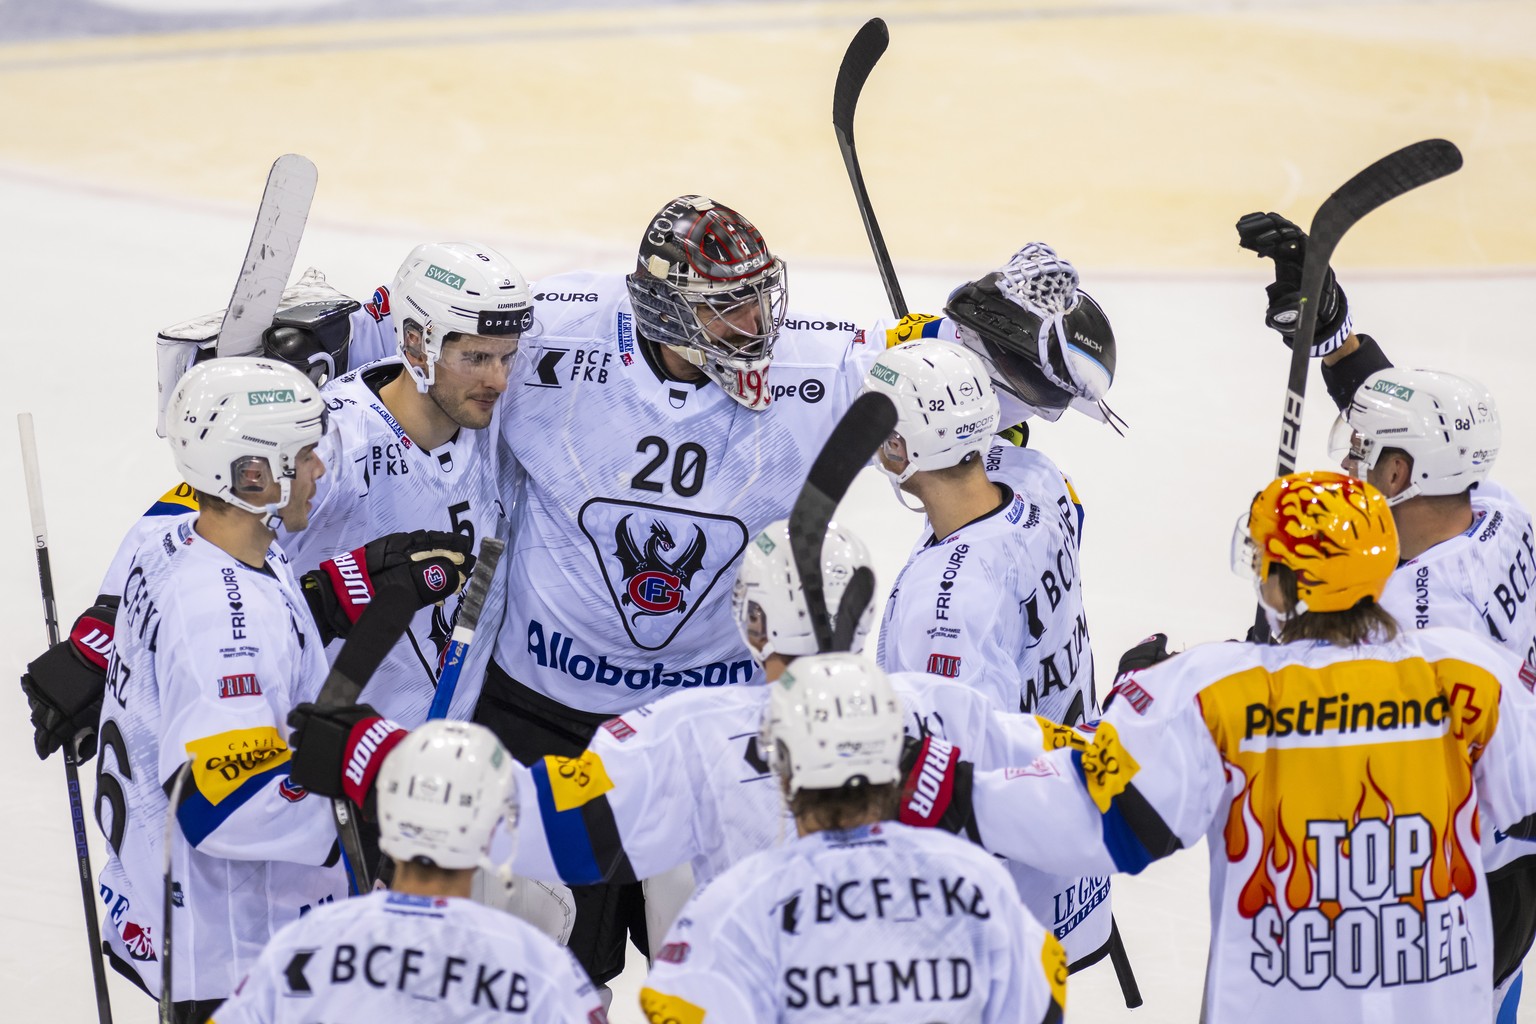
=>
[94,359,471,1023]
[942,471,1536,1022]
[1239,210,1536,1019]
[278,241,529,726]
[21,243,523,771]
[475,194,888,984]
[863,338,1097,725]
[638,652,1067,1024]
[208,720,606,1024]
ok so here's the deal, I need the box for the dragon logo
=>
[579,498,748,651]
[615,515,708,619]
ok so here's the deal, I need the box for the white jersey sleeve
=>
[508,688,787,888]
[342,288,397,370]
[96,486,200,598]
[209,891,605,1024]
[640,822,1066,1024]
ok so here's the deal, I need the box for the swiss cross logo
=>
[926,653,962,678]
[218,674,262,699]
[601,717,637,742]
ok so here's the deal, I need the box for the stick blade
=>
[217,153,319,358]
[833,17,889,143]
[789,391,898,652]
[1311,139,1462,253]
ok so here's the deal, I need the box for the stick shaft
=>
[18,413,115,1024]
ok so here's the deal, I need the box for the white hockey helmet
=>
[625,195,789,411]
[861,339,1000,485]
[377,720,517,871]
[164,357,326,517]
[762,653,905,795]
[731,519,876,664]
[391,242,536,391]
[1327,368,1500,506]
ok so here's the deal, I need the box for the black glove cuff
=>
[1321,333,1393,412]
[300,573,346,645]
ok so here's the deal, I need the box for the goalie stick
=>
[833,17,906,319]
[427,536,506,720]
[18,413,115,1024]
[312,537,505,891]
[156,154,317,435]
[788,391,897,652]
[1252,138,1463,642]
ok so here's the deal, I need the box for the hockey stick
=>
[313,537,504,890]
[1251,139,1463,642]
[217,154,317,358]
[1272,138,1462,478]
[159,760,193,1024]
[789,392,898,652]
[18,413,115,1024]
[427,536,506,720]
[833,17,907,319]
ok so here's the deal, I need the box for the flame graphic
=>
[1200,656,1496,920]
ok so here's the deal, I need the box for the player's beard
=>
[429,380,499,431]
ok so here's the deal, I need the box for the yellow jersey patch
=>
[1041,932,1068,1012]
[639,986,706,1024]
[884,312,941,347]
[542,750,616,812]
[185,726,290,805]
[156,482,199,511]
[1078,720,1141,813]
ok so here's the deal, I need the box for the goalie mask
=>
[377,720,517,871]
[762,653,905,796]
[626,195,789,411]
[1326,368,1500,506]
[946,243,1118,425]
[392,242,536,391]
[732,519,876,664]
[165,357,327,520]
[1231,471,1398,631]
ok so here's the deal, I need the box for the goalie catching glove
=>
[18,599,119,762]
[287,703,406,817]
[301,529,475,644]
[1236,211,1353,357]
[897,735,981,844]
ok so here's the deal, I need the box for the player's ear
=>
[401,325,428,366]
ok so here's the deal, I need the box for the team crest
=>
[579,498,747,650]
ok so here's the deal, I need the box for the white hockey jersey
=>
[275,358,511,726]
[209,890,605,1024]
[505,672,1110,964]
[1375,481,1536,876]
[1379,480,1536,672]
[878,443,1095,723]
[97,521,347,1000]
[970,630,1536,1023]
[491,270,881,714]
[639,821,1066,1024]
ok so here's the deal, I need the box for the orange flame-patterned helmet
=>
[1239,471,1399,613]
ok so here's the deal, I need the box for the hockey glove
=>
[301,530,474,643]
[1103,633,1172,712]
[1236,211,1353,357]
[287,702,407,815]
[18,599,119,762]
[897,735,981,844]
